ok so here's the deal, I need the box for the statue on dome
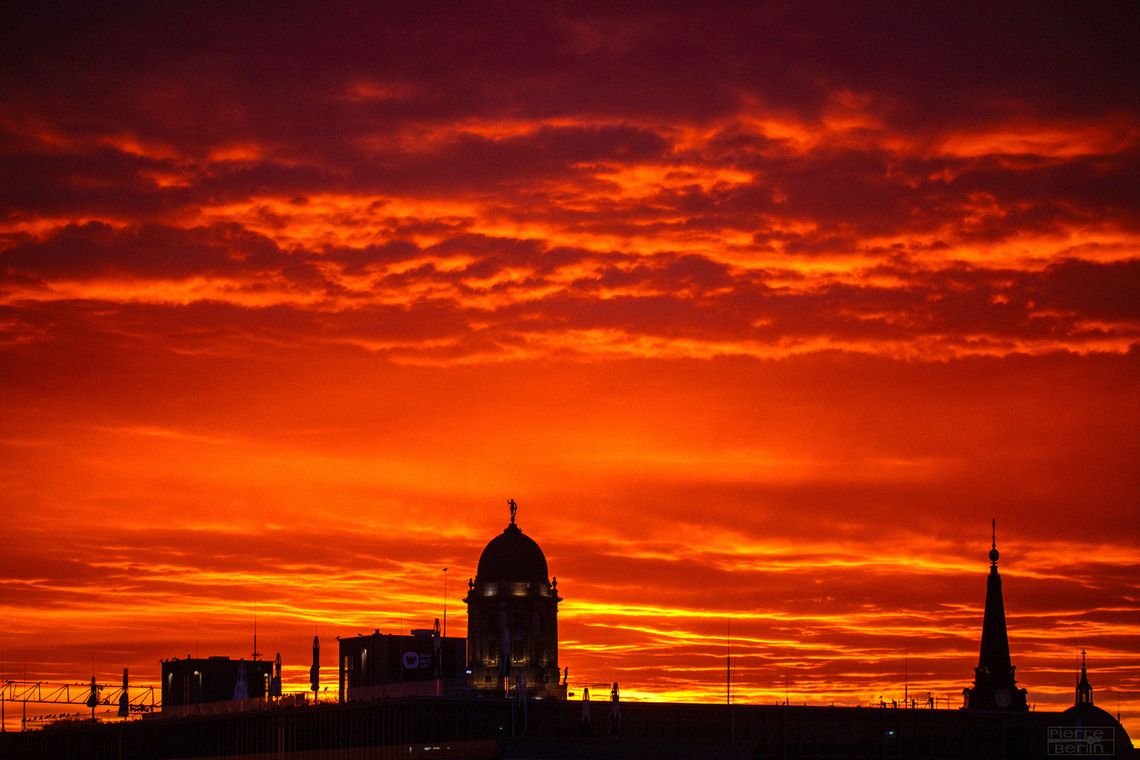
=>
[508,498,517,523]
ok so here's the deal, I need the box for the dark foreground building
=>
[160,657,277,712]
[2,512,1134,758]
[1,690,1134,759]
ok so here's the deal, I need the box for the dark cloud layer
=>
[6,2,1137,127]
[5,221,1138,361]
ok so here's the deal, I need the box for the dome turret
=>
[464,499,564,699]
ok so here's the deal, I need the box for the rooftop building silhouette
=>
[1,509,1134,759]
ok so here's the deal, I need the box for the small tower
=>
[464,500,564,698]
[1076,650,1093,705]
[963,520,1028,711]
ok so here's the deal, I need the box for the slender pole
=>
[443,568,448,638]
[728,624,735,742]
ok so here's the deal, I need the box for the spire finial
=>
[508,498,517,524]
[989,519,999,566]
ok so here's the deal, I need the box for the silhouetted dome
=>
[1059,703,1133,757]
[476,522,548,583]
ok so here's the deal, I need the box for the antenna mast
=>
[726,620,731,705]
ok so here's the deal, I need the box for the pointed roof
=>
[964,520,1027,711]
[977,520,1013,675]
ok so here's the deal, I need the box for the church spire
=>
[978,520,1012,677]
[1076,650,1094,705]
[964,520,1028,711]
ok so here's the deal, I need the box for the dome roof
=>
[1059,704,1133,756]
[476,522,549,583]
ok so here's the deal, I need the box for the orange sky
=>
[2,0,1139,735]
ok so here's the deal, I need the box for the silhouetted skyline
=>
[1,1,1138,735]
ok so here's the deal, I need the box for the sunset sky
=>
[2,1,1138,734]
